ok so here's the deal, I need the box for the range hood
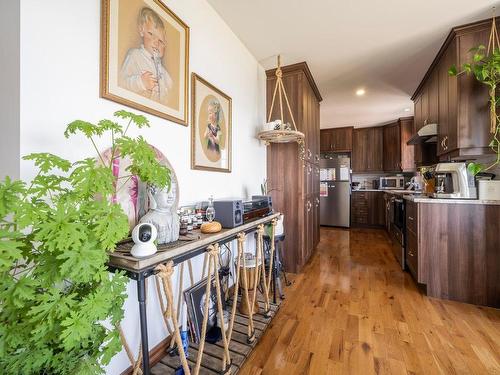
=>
[407,123,438,145]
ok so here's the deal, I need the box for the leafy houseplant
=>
[0,110,170,374]
[449,44,500,174]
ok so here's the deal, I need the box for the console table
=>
[108,212,281,375]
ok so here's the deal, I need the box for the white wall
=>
[19,1,266,373]
[0,0,20,180]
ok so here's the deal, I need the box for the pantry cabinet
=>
[266,62,322,273]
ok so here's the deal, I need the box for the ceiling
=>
[207,0,499,128]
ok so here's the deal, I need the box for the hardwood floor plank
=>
[238,228,500,375]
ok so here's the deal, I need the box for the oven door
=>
[389,197,405,269]
[393,198,404,230]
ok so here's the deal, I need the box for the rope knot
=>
[271,218,278,226]
[156,261,174,279]
[207,244,220,257]
[237,232,246,242]
[257,224,265,234]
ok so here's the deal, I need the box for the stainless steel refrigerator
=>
[320,155,351,227]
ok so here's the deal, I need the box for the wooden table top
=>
[108,212,280,274]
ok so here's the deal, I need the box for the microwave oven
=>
[380,176,405,190]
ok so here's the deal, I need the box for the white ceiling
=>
[207,0,499,128]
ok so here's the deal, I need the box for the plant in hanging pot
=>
[0,110,170,374]
[449,19,500,175]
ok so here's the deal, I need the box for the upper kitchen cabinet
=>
[352,126,383,172]
[320,126,353,153]
[383,121,401,172]
[383,117,415,172]
[412,18,498,160]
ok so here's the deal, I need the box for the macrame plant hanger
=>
[487,8,500,133]
[257,55,305,158]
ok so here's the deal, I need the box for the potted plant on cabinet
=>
[0,110,170,374]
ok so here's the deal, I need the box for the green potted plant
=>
[449,42,500,175]
[0,110,170,374]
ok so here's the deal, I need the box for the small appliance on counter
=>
[432,162,477,199]
[478,180,500,200]
[379,176,405,190]
[406,175,423,191]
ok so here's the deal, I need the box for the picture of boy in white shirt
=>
[119,7,173,104]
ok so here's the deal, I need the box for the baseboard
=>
[119,335,171,375]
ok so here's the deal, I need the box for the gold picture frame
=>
[191,73,232,173]
[100,0,189,125]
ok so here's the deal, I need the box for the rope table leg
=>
[222,232,244,369]
[156,262,191,375]
[210,244,232,373]
[168,262,185,351]
[154,275,173,337]
[240,240,256,343]
[262,220,278,317]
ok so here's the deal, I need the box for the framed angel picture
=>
[191,73,232,172]
[101,0,189,125]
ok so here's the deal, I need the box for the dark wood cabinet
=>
[382,117,415,172]
[351,191,385,227]
[320,130,332,153]
[383,122,401,172]
[399,117,415,171]
[320,127,353,152]
[352,127,383,172]
[413,18,498,161]
[266,62,321,273]
[411,201,500,307]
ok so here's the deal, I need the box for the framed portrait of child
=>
[101,0,189,125]
[191,73,232,173]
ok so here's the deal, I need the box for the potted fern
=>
[0,110,170,374]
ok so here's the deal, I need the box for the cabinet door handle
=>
[408,249,415,257]
[408,216,414,221]
[443,136,448,150]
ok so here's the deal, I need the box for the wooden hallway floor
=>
[238,227,500,374]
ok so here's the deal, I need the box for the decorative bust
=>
[139,182,179,244]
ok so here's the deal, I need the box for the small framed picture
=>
[191,73,232,172]
[101,0,189,125]
[184,276,217,344]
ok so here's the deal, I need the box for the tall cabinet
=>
[266,62,322,273]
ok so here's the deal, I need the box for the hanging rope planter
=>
[257,55,305,152]
[486,12,500,134]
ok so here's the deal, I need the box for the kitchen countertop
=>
[353,189,500,204]
[403,195,500,205]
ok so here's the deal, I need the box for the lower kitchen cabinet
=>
[351,191,385,227]
[404,199,500,308]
